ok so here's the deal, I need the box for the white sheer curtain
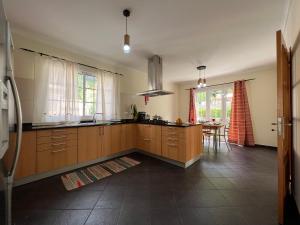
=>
[33,54,120,123]
[33,55,81,123]
[96,70,120,120]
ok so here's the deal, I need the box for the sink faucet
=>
[92,112,103,123]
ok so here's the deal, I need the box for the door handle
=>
[6,74,23,178]
[271,123,277,126]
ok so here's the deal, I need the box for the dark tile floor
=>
[11,144,280,225]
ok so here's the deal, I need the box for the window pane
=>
[86,75,96,89]
[196,92,206,121]
[85,89,96,103]
[77,74,84,88]
[85,103,96,116]
[77,87,84,101]
[226,88,233,122]
[210,90,222,121]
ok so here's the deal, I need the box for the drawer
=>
[37,138,77,152]
[37,133,77,145]
[37,146,78,173]
[37,128,77,137]
[162,127,185,136]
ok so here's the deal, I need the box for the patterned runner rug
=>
[61,156,141,191]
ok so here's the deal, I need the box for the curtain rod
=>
[185,78,255,90]
[19,48,124,77]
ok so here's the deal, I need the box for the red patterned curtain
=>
[228,80,255,146]
[189,88,197,124]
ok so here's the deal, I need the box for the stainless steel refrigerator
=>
[0,0,22,224]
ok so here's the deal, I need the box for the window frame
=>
[77,72,97,117]
[195,84,233,123]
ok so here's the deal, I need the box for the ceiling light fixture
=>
[197,65,207,88]
[123,9,131,54]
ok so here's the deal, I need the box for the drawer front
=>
[37,138,77,152]
[37,133,77,145]
[162,127,185,137]
[37,146,77,173]
[37,128,77,137]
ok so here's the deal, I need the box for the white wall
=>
[283,0,300,212]
[177,66,277,147]
[12,33,179,123]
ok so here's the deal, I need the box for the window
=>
[76,73,97,116]
[195,85,233,123]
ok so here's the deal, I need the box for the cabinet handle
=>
[144,138,151,141]
[167,137,178,141]
[167,144,177,147]
[168,132,177,135]
[52,135,67,139]
[51,148,66,153]
[52,129,66,133]
[52,143,66,146]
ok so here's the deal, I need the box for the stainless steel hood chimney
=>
[137,55,174,97]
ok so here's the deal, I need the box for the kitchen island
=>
[6,121,203,185]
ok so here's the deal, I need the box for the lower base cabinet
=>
[14,124,202,181]
[37,128,78,173]
[4,131,37,180]
[37,146,77,173]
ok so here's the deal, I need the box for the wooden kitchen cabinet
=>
[37,128,78,173]
[162,126,202,163]
[78,126,101,163]
[150,125,162,156]
[100,125,112,157]
[4,131,37,180]
[121,124,136,151]
[137,124,161,155]
[111,124,122,154]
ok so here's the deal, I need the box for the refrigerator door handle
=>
[6,73,22,178]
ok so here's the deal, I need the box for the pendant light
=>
[123,9,131,54]
[197,65,207,88]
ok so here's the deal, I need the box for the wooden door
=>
[121,124,135,150]
[78,126,100,163]
[4,131,37,179]
[111,125,122,154]
[276,30,292,225]
[150,125,162,156]
[101,126,112,157]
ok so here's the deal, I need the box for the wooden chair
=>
[202,128,214,151]
[218,124,231,151]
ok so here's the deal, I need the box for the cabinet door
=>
[150,125,162,156]
[136,124,151,152]
[78,126,101,163]
[4,131,37,180]
[37,146,77,173]
[111,125,122,154]
[121,124,135,150]
[101,126,112,157]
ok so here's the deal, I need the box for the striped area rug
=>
[61,156,141,191]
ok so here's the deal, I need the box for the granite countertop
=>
[18,120,202,131]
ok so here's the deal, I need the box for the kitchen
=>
[1,0,300,225]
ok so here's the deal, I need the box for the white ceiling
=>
[4,0,287,82]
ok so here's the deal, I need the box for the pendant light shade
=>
[123,9,131,54]
[196,65,207,88]
[123,34,130,53]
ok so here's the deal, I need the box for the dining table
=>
[202,123,224,151]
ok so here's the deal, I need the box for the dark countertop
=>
[18,120,202,132]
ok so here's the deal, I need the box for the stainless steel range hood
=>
[137,55,174,97]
